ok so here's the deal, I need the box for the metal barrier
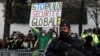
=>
[0,49,45,56]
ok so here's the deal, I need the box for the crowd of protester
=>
[2,28,58,50]
[0,27,78,50]
[0,27,100,56]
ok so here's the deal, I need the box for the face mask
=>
[60,31,69,37]
[71,34,76,38]
[42,33,45,36]
[14,36,16,39]
[88,33,91,35]
[23,42,28,48]
[52,34,56,38]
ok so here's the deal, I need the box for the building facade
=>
[0,0,100,39]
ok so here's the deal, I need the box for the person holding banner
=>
[31,27,51,52]
[45,19,85,56]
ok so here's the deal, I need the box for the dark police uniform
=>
[45,19,85,56]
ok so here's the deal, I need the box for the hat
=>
[60,19,70,29]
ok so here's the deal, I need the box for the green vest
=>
[81,33,99,46]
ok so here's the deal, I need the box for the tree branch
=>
[88,10,96,23]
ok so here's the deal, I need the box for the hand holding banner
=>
[29,2,62,27]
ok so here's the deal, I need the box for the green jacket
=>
[32,28,51,50]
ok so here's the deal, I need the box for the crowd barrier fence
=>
[0,49,45,56]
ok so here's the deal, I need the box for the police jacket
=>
[45,37,85,56]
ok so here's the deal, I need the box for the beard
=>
[59,31,72,43]
[60,31,69,38]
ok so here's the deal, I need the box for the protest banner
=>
[29,2,62,27]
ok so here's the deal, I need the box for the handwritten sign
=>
[29,2,62,27]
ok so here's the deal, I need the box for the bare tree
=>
[87,0,100,33]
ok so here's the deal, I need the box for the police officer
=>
[6,35,14,49]
[45,19,85,56]
[83,28,99,47]
[81,28,99,56]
